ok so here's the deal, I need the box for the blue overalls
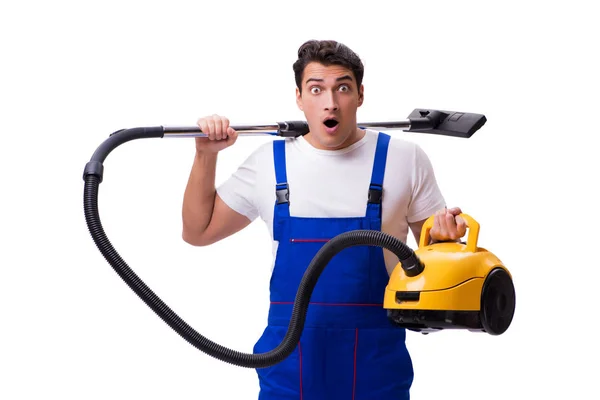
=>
[253,132,414,399]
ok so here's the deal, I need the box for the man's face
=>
[296,62,364,150]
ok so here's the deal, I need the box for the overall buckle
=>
[276,183,289,204]
[368,183,382,204]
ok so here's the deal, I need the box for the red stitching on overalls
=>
[270,302,382,307]
[290,238,330,242]
[353,328,358,400]
[298,341,303,400]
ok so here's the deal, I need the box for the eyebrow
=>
[305,75,354,84]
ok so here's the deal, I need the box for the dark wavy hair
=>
[293,40,364,93]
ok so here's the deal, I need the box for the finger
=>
[455,215,467,237]
[196,118,212,143]
[215,115,229,140]
[216,115,226,140]
[226,127,237,144]
[222,117,230,140]
[206,117,216,140]
[445,212,458,239]
[212,114,223,140]
[197,118,208,134]
[433,209,445,240]
[447,206,462,216]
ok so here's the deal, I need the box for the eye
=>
[310,87,321,94]
[339,84,350,92]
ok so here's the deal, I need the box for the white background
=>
[1,0,598,399]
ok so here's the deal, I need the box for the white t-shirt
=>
[217,129,446,275]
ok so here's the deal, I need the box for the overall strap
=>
[366,132,391,219]
[273,139,290,241]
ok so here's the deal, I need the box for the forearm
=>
[182,151,218,243]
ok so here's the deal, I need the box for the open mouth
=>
[323,118,339,128]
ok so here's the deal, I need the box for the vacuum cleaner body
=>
[384,214,515,335]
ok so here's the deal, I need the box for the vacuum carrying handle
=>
[419,213,480,252]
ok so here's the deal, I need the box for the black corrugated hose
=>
[82,126,423,369]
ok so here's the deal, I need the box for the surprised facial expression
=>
[296,62,364,150]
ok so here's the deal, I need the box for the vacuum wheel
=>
[480,267,515,335]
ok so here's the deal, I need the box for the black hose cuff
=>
[83,161,104,183]
[401,254,425,277]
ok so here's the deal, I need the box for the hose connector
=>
[401,253,425,277]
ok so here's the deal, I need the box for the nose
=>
[323,90,339,111]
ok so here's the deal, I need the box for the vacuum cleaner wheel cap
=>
[480,268,515,335]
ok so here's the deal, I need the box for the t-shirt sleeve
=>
[216,149,261,222]
[407,143,446,223]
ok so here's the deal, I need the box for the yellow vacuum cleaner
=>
[82,108,515,369]
[384,213,515,335]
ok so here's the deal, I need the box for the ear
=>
[296,87,304,111]
[357,84,364,107]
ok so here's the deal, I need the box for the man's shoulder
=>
[372,130,419,155]
[238,138,296,173]
[242,139,279,161]
[251,138,294,154]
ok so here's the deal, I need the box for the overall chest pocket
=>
[286,236,373,304]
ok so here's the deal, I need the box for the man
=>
[182,40,466,399]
